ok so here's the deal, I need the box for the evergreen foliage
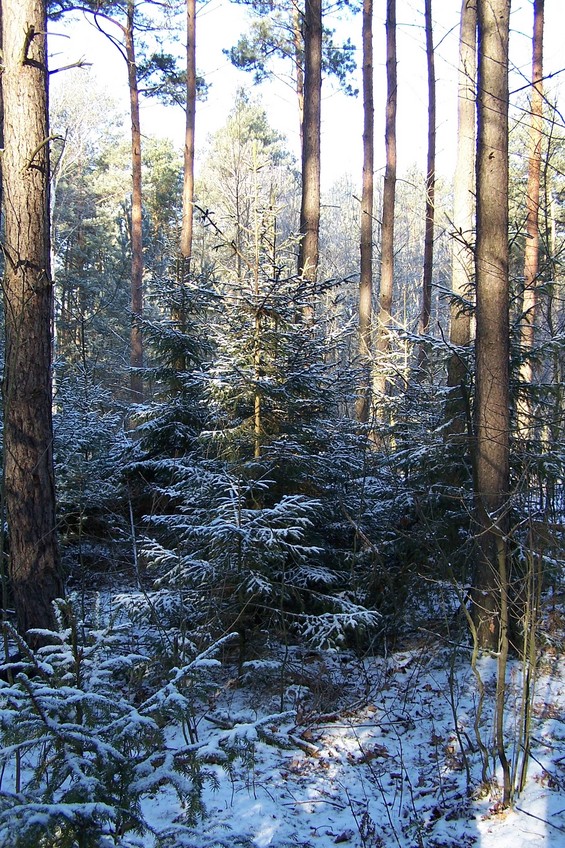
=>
[2,7,565,829]
[53,368,131,581]
[0,603,223,847]
[136,265,381,652]
[226,0,358,96]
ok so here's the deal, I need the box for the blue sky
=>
[50,0,564,191]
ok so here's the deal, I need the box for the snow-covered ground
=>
[141,608,565,848]
[1,598,564,847]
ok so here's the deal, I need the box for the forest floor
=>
[138,598,565,848]
[2,587,565,847]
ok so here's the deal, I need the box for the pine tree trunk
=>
[374,0,397,398]
[446,0,476,433]
[356,0,374,423]
[126,0,144,402]
[180,0,196,266]
[0,2,3,212]
[518,0,544,435]
[292,2,305,146]
[1,0,63,640]
[297,0,322,285]
[472,0,511,651]
[419,0,436,370]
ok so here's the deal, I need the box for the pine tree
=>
[1,0,64,639]
[473,0,511,657]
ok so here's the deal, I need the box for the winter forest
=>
[0,0,565,845]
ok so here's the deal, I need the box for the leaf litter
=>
[139,608,565,848]
[1,593,564,847]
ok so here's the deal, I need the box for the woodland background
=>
[0,0,564,845]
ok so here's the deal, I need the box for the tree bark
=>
[292,1,305,146]
[356,0,374,423]
[446,0,477,433]
[126,0,144,402]
[374,0,397,398]
[418,0,436,370]
[180,0,196,267]
[0,2,3,211]
[518,0,544,435]
[472,0,511,652]
[1,0,63,640]
[297,0,322,285]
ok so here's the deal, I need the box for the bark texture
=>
[419,0,436,368]
[518,0,544,434]
[292,2,305,145]
[2,0,63,639]
[473,0,511,651]
[0,2,3,210]
[180,0,196,265]
[126,0,144,401]
[374,0,396,398]
[297,0,322,284]
[446,0,476,432]
[356,0,374,423]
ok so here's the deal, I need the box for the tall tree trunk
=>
[0,2,3,212]
[518,0,544,435]
[418,0,436,370]
[356,0,374,423]
[446,0,477,433]
[297,0,322,285]
[472,0,510,653]
[292,1,305,145]
[1,0,63,640]
[374,0,397,398]
[180,0,196,267]
[126,0,144,402]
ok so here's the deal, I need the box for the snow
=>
[136,628,565,848]
[1,603,565,847]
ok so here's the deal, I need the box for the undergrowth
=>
[0,599,239,848]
